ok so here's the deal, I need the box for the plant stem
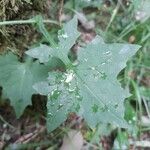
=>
[0,19,59,26]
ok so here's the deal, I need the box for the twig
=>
[2,0,6,20]
[0,114,15,129]
[15,126,46,144]
[58,0,64,25]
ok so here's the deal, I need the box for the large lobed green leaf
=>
[30,17,141,132]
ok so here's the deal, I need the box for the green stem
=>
[131,80,142,135]
[0,19,59,26]
[36,16,58,48]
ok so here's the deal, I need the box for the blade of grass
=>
[105,1,120,32]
